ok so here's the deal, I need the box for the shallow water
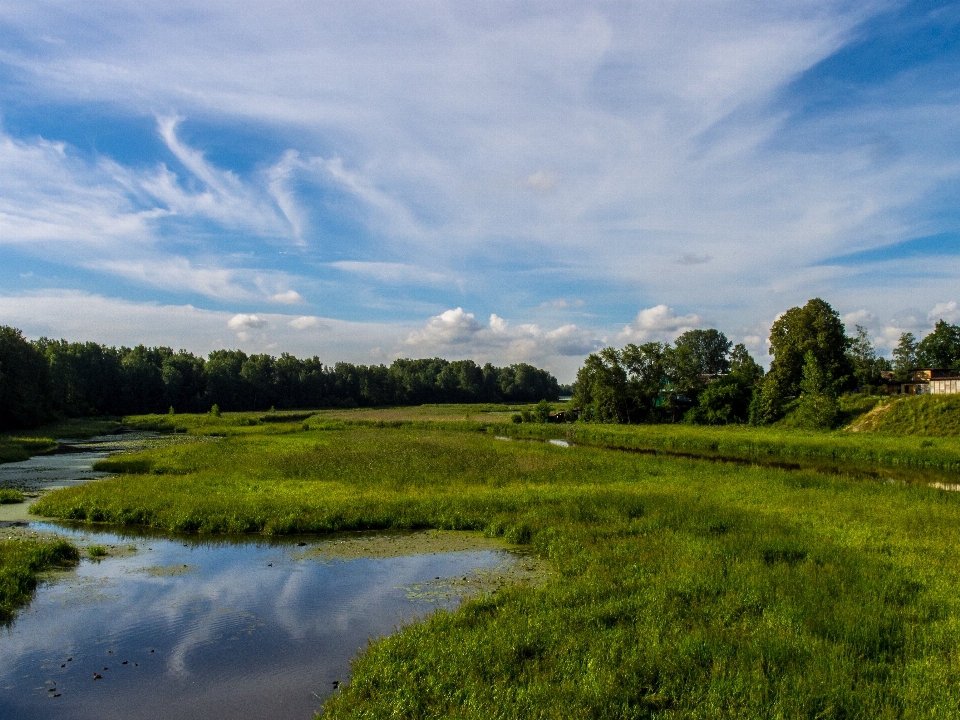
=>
[0,433,202,493]
[0,524,514,720]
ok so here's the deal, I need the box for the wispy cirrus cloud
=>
[2,1,960,380]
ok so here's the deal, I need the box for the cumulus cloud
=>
[227,314,267,331]
[618,305,703,343]
[929,301,960,324]
[405,308,484,346]
[402,307,602,379]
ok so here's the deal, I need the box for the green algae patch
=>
[300,529,525,560]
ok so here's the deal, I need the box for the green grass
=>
[27,419,960,718]
[0,489,24,504]
[0,416,128,465]
[0,538,79,623]
[504,421,960,473]
[87,544,106,558]
[0,436,58,464]
[849,394,960,437]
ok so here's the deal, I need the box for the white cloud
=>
[2,1,960,379]
[269,290,304,305]
[618,305,703,343]
[288,316,325,330]
[405,308,484,346]
[489,314,509,333]
[403,307,602,379]
[227,314,268,331]
[0,290,398,364]
[929,301,960,324]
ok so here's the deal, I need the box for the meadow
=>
[19,405,960,718]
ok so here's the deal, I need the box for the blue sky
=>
[1,0,959,382]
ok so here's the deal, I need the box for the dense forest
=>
[0,326,560,431]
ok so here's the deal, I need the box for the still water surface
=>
[0,435,521,720]
[1,525,513,720]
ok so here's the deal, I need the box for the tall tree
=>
[751,298,852,424]
[794,350,839,429]
[916,320,960,370]
[847,325,888,390]
[0,326,50,430]
[892,332,918,381]
[687,343,763,425]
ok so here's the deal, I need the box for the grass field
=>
[23,409,960,718]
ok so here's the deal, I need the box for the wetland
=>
[4,408,960,718]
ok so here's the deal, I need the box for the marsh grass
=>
[0,538,79,623]
[0,488,24,503]
[28,419,960,717]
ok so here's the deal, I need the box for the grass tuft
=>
[0,539,79,622]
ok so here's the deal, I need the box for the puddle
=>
[0,524,535,720]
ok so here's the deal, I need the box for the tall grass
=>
[0,538,79,623]
[28,422,960,717]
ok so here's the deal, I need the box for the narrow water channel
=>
[0,436,537,720]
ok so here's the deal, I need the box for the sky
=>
[1,0,958,383]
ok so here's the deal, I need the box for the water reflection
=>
[0,525,513,720]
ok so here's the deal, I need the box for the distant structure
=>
[882,369,960,395]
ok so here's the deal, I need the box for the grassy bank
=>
[0,417,130,465]
[0,538,79,622]
[849,394,960,437]
[27,417,960,718]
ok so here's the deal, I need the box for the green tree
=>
[687,344,762,425]
[531,399,552,423]
[672,329,731,376]
[622,342,670,422]
[571,348,631,423]
[794,350,839,429]
[891,332,918,381]
[916,320,960,370]
[751,298,851,424]
[847,325,888,391]
[0,326,50,430]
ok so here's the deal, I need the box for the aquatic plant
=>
[0,539,79,622]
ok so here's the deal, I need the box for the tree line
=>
[0,326,560,431]
[572,298,960,429]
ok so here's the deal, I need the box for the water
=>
[0,525,516,719]
[0,433,203,494]
[0,435,532,719]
